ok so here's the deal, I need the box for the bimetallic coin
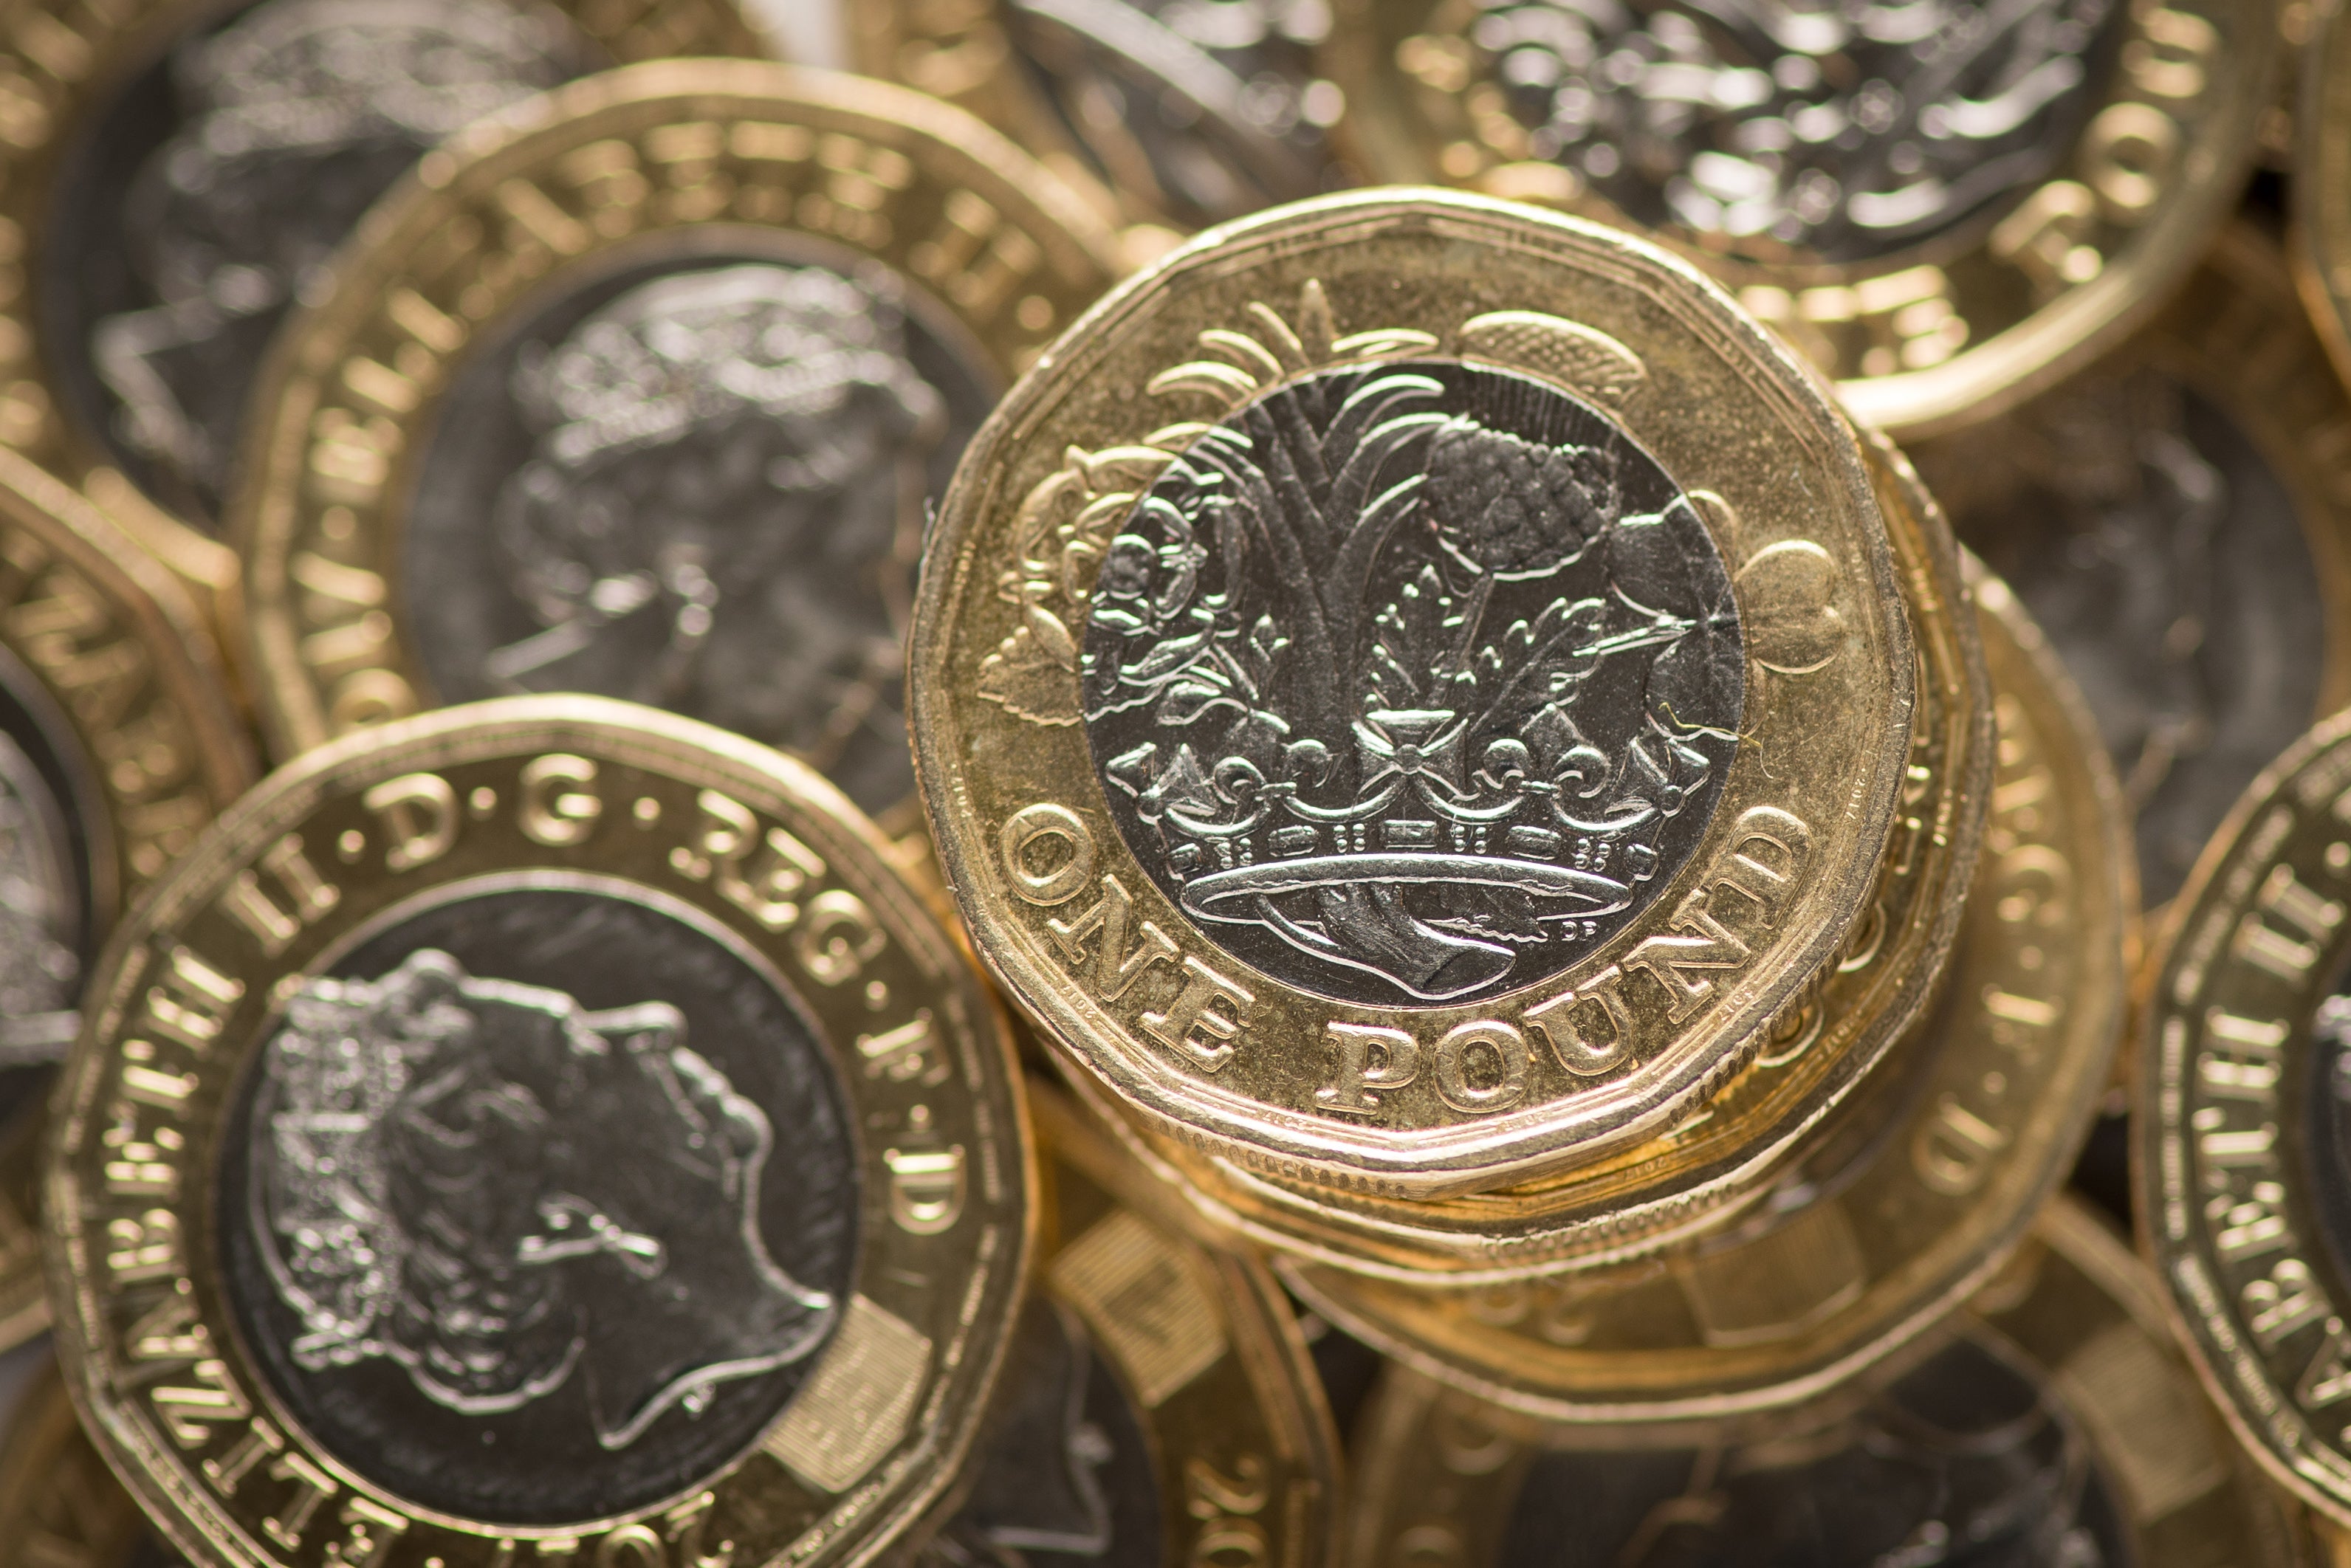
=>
[2126,703,2351,1529]
[0,0,766,599]
[44,696,1031,1568]
[1061,431,1989,1279]
[1325,0,2279,436]
[233,61,1118,823]
[1344,1200,2314,1568]
[0,449,250,1355]
[914,1082,1337,1568]
[914,188,1918,1195]
[1280,560,2127,1417]
[1918,225,2351,909]
[852,0,1342,241]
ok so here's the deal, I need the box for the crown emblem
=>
[1074,298,1746,1005]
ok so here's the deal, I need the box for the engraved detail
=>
[251,949,835,1450]
[1412,0,2123,265]
[476,263,947,812]
[1049,1209,1226,1407]
[89,0,584,518]
[1457,312,1644,406]
[763,1293,933,1493]
[1079,292,1743,1004]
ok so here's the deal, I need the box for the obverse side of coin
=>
[914,188,1917,1195]
[1077,432,1990,1279]
[2129,702,2351,1527]
[0,0,766,596]
[0,449,250,1353]
[1325,0,2278,436]
[1344,1199,2312,1568]
[1283,561,2127,1416]
[44,696,1031,1568]
[1920,224,2351,910]
[852,0,1338,238]
[234,61,1118,824]
[914,1082,1337,1568]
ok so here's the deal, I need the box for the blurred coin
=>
[0,450,249,1356]
[2295,0,2351,381]
[1345,1198,2316,1566]
[852,0,1341,240]
[44,695,1031,1568]
[2131,702,2351,1529]
[232,61,1117,825]
[1323,0,2279,437]
[0,0,767,602]
[1071,433,1988,1278]
[913,1081,1337,1568]
[1280,560,2127,1417]
[913,188,1920,1197]
[1917,224,2351,911]
[0,1353,175,1567]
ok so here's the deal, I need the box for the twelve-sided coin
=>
[44,696,1032,1568]
[233,61,1119,826]
[914,186,1918,1196]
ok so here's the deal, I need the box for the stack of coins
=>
[5,0,2351,1561]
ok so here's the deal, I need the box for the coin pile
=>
[4,0,2351,1561]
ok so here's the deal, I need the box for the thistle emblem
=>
[1070,295,1746,1005]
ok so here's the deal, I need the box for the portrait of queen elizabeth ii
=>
[89,0,588,519]
[471,261,952,814]
[251,946,836,1451]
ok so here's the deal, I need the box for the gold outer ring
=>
[0,0,769,608]
[1085,433,1988,1279]
[1279,557,2127,1419]
[913,187,1918,1197]
[229,59,1120,774]
[0,446,252,1355]
[1323,0,2279,438]
[2135,703,2351,1528]
[43,695,1033,1568]
[1339,1198,2317,1568]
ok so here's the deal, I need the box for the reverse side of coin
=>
[2132,702,2351,1527]
[1283,560,2128,1417]
[1921,224,2351,911]
[1325,0,2278,436]
[1343,1199,2313,1568]
[0,449,250,1355]
[1073,433,1990,1279]
[915,188,1918,1195]
[0,0,766,599]
[233,61,1118,825]
[913,1082,1337,1568]
[44,696,1030,1568]
[852,0,1339,240]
